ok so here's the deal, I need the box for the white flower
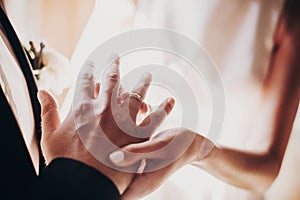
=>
[37,48,73,96]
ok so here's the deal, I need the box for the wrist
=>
[98,166,133,194]
[184,132,204,164]
[80,152,133,194]
[190,134,216,164]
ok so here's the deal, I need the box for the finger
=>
[38,90,60,135]
[109,138,168,167]
[117,91,129,105]
[122,167,172,200]
[139,98,175,132]
[118,84,125,95]
[74,61,95,101]
[131,72,152,103]
[122,72,152,122]
[98,54,120,103]
[94,82,100,98]
[137,159,147,173]
[117,84,128,104]
[139,102,149,114]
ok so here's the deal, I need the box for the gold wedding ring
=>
[129,92,143,103]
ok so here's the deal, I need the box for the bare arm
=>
[196,12,300,193]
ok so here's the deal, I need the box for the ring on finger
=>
[129,92,143,103]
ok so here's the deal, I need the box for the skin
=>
[39,55,174,194]
[111,2,300,199]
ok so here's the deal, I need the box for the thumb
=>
[37,90,60,135]
[109,139,166,167]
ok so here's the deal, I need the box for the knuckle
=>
[80,81,93,92]
[80,71,94,82]
[41,103,56,117]
[105,71,119,82]
[103,86,118,96]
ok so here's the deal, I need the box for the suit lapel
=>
[0,6,44,170]
[0,84,38,190]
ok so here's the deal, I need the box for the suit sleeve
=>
[29,158,121,200]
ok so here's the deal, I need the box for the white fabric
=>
[0,34,39,174]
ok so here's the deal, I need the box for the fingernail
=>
[142,72,152,81]
[109,53,119,61]
[109,151,125,164]
[168,98,175,107]
[37,91,45,102]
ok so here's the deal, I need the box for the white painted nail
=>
[109,151,125,164]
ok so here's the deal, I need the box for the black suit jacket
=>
[0,6,120,200]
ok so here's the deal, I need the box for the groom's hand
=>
[38,55,174,194]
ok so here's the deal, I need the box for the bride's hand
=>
[109,128,211,200]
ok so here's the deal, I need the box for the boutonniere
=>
[24,41,73,96]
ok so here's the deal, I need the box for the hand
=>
[38,55,175,193]
[109,128,211,200]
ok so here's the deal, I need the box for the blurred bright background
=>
[5,0,300,199]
